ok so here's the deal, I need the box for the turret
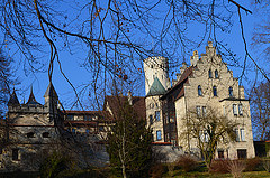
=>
[8,87,20,107]
[44,82,58,122]
[26,85,40,105]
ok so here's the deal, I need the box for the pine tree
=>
[107,100,153,178]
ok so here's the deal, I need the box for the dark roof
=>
[161,66,193,100]
[26,86,40,105]
[147,77,166,96]
[44,82,57,98]
[8,87,20,106]
[105,95,146,120]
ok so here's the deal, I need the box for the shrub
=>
[39,151,73,178]
[177,155,199,172]
[245,157,262,171]
[228,159,246,178]
[210,159,230,174]
[167,161,176,177]
[263,159,270,172]
[148,164,164,178]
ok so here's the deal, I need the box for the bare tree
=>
[0,0,264,110]
[250,81,270,141]
[184,109,236,169]
[0,47,12,118]
[252,0,270,62]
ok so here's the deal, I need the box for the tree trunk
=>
[123,165,127,178]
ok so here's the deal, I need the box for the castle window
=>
[12,149,19,160]
[202,106,207,117]
[209,69,212,78]
[240,129,245,141]
[215,70,218,78]
[43,132,49,138]
[229,86,233,97]
[27,132,35,138]
[84,115,92,121]
[67,114,74,121]
[237,149,246,159]
[198,85,202,96]
[150,115,153,124]
[233,104,237,115]
[235,129,240,142]
[165,112,169,124]
[155,111,160,121]
[196,106,201,117]
[238,104,243,115]
[211,57,214,63]
[218,150,224,159]
[156,130,162,141]
[213,86,217,96]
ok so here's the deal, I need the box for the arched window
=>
[43,132,49,138]
[198,85,202,96]
[209,69,212,78]
[213,86,217,96]
[229,86,233,97]
[215,70,218,78]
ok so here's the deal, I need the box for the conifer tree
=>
[107,100,153,178]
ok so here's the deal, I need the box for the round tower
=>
[143,56,169,142]
[143,56,169,96]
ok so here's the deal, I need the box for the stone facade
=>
[145,41,255,159]
[0,41,256,171]
[0,84,110,171]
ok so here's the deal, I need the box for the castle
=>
[0,41,255,171]
[144,41,255,159]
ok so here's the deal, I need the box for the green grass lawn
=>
[163,170,270,178]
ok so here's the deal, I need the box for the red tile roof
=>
[105,95,146,120]
[161,66,193,100]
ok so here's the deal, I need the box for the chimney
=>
[190,50,199,66]
[206,41,216,57]
[180,62,187,74]
[127,91,133,105]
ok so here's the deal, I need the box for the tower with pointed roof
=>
[8,87,20,107]
[44,82,59,123]
[144,56,170,142]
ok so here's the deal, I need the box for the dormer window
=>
[213,86,217,96]
[229,86,233,97]
[215,70,218,78]
[209,69,212,78]
[198,85,202,96]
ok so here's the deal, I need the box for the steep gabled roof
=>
[161,66,194,100]
[8,87,20,106]
[147,77,166,96]
[105,95,146,120]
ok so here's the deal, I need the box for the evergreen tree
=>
[107,100,153,178]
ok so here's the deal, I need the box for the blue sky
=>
[4,0,268,111]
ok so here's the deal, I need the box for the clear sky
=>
[4,0,268,111]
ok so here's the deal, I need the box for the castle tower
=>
[44,82,58,123]
[144,56,170,96]
[144,56,169,142]
[26,85,40,105]
[8,87,20,107]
